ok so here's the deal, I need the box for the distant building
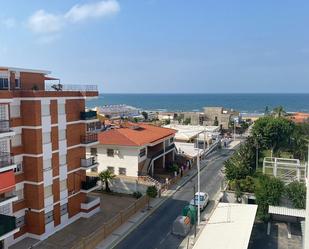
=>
[203,107,240,130]
[96,104,142,120]
[288,112,309,123]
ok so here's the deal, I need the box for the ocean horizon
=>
[86,93,309,114]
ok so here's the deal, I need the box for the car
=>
[190,192,209,211]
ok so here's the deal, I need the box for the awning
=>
[269,205,306,218]
[0,171,15,194]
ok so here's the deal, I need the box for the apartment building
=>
[0,67,101,249]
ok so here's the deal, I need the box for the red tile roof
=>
[98,123,176,146]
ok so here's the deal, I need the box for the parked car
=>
[190,192,209,211]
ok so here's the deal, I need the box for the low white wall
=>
[109,177,151,194]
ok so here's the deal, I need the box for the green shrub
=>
[133,191,142,199]
[285,181,306,209]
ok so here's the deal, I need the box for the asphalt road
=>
[114,148,235,249]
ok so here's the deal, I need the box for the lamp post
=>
[305,140,309,249]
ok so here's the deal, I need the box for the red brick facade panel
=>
[66,123,85,147]
[21,100,41,126]
[23,157,43,182]
[52,152,59,177]
[67,147,85,172]
[51,127,59,151]
[20,72,45,90]
[50,100,58,124]
[65,99,85,122]
[22,129,42,154]
[24,184,44,210]
[25,210,45,235]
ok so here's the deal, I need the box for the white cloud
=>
[27,10,64,34]
[1,18,16,29]
[27,0,119,35]
[65,0,120,23]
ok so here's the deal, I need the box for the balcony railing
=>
[87,121,102,132]
[45,83,98,92]
[80,110,97,120]
[81,157,97,169]
[81,176,99,190]
[0,152,14,169]
[0,214,16,237]
[0,120,10,133]
[81,133,98,144]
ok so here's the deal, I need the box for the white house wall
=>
[96,145,140,177]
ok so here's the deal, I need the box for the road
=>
[114,148,235,249]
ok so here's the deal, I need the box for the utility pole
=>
[197,144,200,225]
[193,184,196,238]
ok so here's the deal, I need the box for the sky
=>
[0,0,308,93]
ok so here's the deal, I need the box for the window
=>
[59,129,66,141]
[44,185,53,198]
[0,78,9,89]
[42,132,51,144]
[14,162,23,174]
[41,104,50,117]
[0,105,6,120]
[0,140,8,152]
[44,210,53,224]
[107,149,114,157]
[107,167,114,174]
[11,134,22,147]
[170,137,174,143]
[16,216,25,228]
[139,148,146,158]
[60,180,67,192]
[0,203,10,215]
[118,167,126,176]
[15,79,20,88]
[60,204,68,216]
[90,148,97,156]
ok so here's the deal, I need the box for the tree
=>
[98,169,115,192]
[141,111,148,120]
[146,186,158,209]
[290,124,308,160]
[251,116,295,154]
[254,175,284,221]
[183,118,191,125]
[213,117,219,126]
[285,181,306,209]
[224,140,256,180]
[272,106,286,118]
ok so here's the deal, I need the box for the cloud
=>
[1,18,16,29]
[65,0,120,23]
[27,0,119,35]
[28,10,63,34]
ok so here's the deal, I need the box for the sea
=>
[86,93,309,114]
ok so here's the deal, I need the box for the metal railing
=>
[81,176,99,190]
[81,157,97,168]
[81,110,97,120]
[0,120,10,133]
[0,152,14,168]
[81,133,98,144]
[45,83,98,92]
[0,214,16,237]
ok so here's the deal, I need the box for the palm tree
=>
[99,170,115,192]
[272,106,286,118]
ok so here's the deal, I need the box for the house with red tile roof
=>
[288,112,309,123]
[86,123,177,192]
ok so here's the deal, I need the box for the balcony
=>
[0,214,18,240]
[0,195,18,207]
[0,120,15,138]
[80,110,97,120]
[81,176,100,193]
[80,133,99,146]
[0,153,16,173]
[81,157,98,170]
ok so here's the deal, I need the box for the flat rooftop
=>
[193,203,258,249]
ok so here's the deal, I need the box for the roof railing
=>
[45,83,98,92]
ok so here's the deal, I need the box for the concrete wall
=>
[109,177,151,194]
[95,145,140,177]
